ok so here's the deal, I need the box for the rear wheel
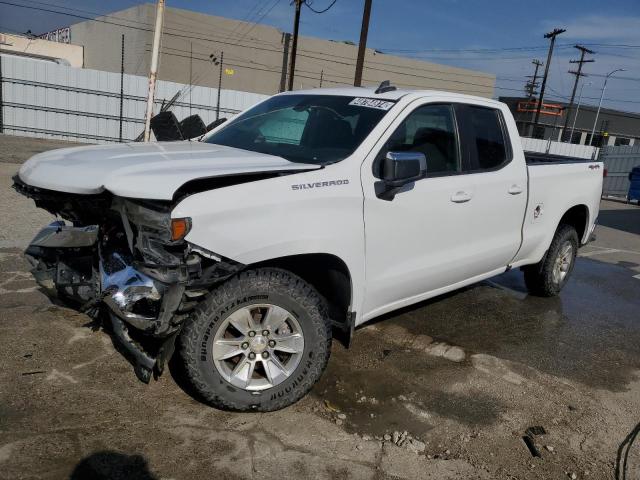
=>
[523,224,579,297]
[178,268,332,411]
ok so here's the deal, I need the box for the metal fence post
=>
[119,34,125,142]
[0,54,4,134]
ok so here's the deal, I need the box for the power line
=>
[3,0,631,91]
[0,1,283,54]
[17,0,281,47]
[304,0,338,14]
[233,0,282,45]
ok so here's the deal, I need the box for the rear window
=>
[468,106,507,170]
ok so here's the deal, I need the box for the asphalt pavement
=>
[1,134,639,480]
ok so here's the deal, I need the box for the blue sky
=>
[1,0,639,112]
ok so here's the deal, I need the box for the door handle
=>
[508,184,523,195]
[450,191,472,203]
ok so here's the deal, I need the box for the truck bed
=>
[525,151,597,165]
[511,158,603,269]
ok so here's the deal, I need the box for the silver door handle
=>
[450,191,472,203]
[508,185,523,195]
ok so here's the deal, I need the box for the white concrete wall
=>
[1,55,267,143]
[520,137,599,160]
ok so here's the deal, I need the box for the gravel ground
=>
[1,134,639,479]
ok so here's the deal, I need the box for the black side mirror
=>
[376,151,427,200]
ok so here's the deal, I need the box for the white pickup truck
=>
[15,85,603,411]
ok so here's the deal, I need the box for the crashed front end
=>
[14,177,243,383]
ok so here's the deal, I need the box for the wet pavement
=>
[0,136,639,479]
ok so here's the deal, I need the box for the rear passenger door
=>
[453,104,527,275]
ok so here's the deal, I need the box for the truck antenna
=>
[375,80,397,94]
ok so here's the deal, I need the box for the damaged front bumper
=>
[25,218,242,383]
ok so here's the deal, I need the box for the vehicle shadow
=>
[598,207,640,235]
[69,451,158,480]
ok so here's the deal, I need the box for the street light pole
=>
[589,68,625,146]
[569,81,591,142]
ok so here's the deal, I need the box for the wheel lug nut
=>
[248,352,256,360]
[262,330,270,336]
[248,331,256,337]
[262,351,269,359]
[241,342,249,349]
[268,340,276,347]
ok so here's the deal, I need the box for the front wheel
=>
[178,268,332,411]
[523,224,579,297]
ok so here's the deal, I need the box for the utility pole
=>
[524,59,543,136]
[287,0,302,91]
[525,59,543,99]
[216,51,224,120]
[279,32,291,92]
[143,0,165,142]
[119,34,125,143]
[354,0,373,87]
[319,69,324,88]
[533,28,565,128]
[561,45,595,137]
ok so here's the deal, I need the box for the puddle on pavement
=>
[313,257,640,436]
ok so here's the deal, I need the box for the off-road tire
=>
[178,268,332,411]
[523,224,579,297]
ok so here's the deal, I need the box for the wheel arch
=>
[251,253,355,347]
[557,204,590,244]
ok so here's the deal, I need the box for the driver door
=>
[361,102,478,319]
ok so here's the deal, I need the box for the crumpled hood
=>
[18,141,320,200]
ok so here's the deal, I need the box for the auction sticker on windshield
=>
[349,98,395,110]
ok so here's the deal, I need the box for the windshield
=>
[205,94,395,165]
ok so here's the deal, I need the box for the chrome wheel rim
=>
[552,241,573,285]
[211,304,304,391]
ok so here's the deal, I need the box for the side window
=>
[380,104,459,176]
[467,106,508,170]
[258,108,308,145]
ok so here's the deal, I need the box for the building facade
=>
[0,32,83,67]
[500,96,640,147]
[45,4,494,97]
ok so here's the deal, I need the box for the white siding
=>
[1,55,267,143]
[520,137,599,160]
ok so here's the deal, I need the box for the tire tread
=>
[178,268,332,411]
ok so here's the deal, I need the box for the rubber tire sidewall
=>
[179,268,331,412]
[524,224,579,297]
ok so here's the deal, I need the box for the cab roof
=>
[277,86,504,108]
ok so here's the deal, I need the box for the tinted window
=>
[206,95,393,165]
[381,104,459,175]
[468,107,507,169]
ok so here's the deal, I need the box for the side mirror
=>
[376,151,427,200]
